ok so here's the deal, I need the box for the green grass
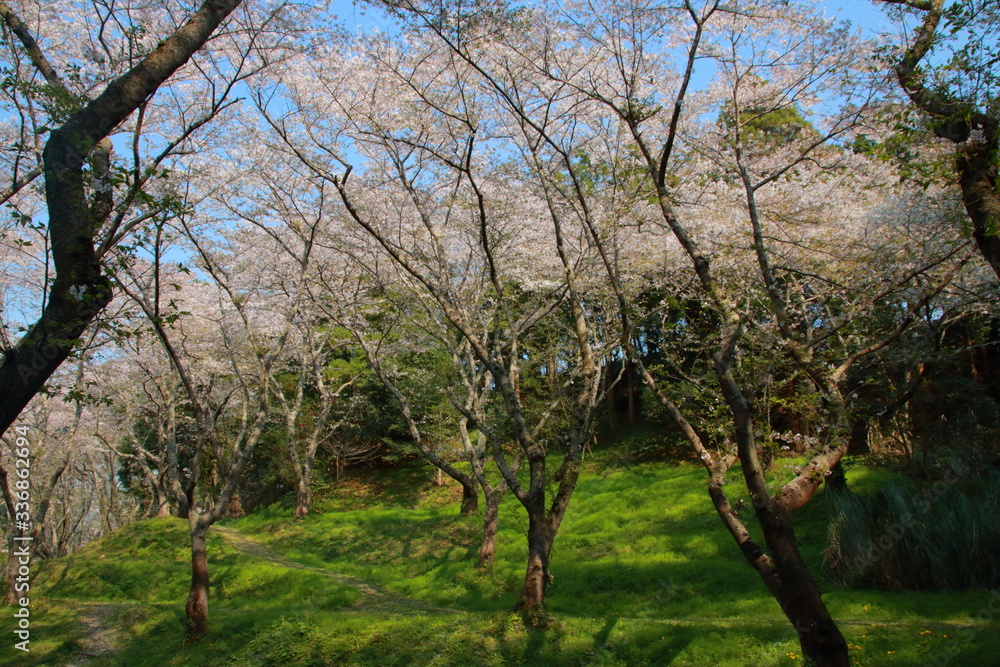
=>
[8,453,1000,666]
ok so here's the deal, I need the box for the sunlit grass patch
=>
[19,451,1000,666]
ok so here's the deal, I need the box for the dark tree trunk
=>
[176,483,193,520]
[460,479,478,516]
[825,461,848,495]
[514,500,551,614]
[185,520,210,638]
[605,363,616,427]
[957,140,1000,281]
[477,489,502,569]
[847,419,870,456]
[626,361,638,426]
[885,0,1000,281]
[0,0,246,439]
[758,507,849,666]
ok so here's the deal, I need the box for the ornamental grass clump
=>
[825,473,1000,590]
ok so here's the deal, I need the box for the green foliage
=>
[850,108,953,189]
[717,90,818,157]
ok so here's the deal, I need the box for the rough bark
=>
[0,0,245,438]
[882,0,1000,281]
[514,498,551,614]
[457,415,506,568]
[155,492,173,518]
[185,519,210,638]
[459,479,478,515]
[513,455,582,614]
[957,138,1000,280]
[477,488,502,570]
[225,489,244,518]
[758,504,849,666]
[294,476,311,520]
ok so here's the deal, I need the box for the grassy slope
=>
[7,441,999,666]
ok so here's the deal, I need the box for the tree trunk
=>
[154,480,172,517]
[759,507,849,666]
[294,476,310,520]
[0,0,247,439]
[626,361,638,426]
[156,499,172,518]
[605,363,617,427]
[225,489,244,519]
[185,519,210,638]
[825,461,848,495]
[957,140,1000,281]
[460,479,478,516]
[177,482,194,520]
[477,488,501,569]
[514,501,551,614]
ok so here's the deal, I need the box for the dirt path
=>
[63,526,450,664]
[66,602,123,665]
[213,525,453,614]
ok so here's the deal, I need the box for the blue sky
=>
[326,0,897,37]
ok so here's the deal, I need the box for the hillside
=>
[8,453,999,666]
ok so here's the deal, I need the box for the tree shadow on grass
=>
[515,615,694,666]
[543,558,777,621]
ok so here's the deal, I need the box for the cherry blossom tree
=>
[365,0,980,660]
[540,2,973,663]
[214,160,366,520]
[0,327,135,603]
[0,0,266,438]
[115,216,316,635]
[265,27,622,611]
[327,258,514,561]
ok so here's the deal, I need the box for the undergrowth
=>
[10,452,1000,666]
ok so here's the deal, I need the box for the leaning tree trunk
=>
[757,506,849,666]
[459,479,478,516]
[185,517,210,637]
[0,0,246,439]
[884,0,1000,281]
[729,379,850,666]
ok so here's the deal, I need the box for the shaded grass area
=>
[10,454,1000,666]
